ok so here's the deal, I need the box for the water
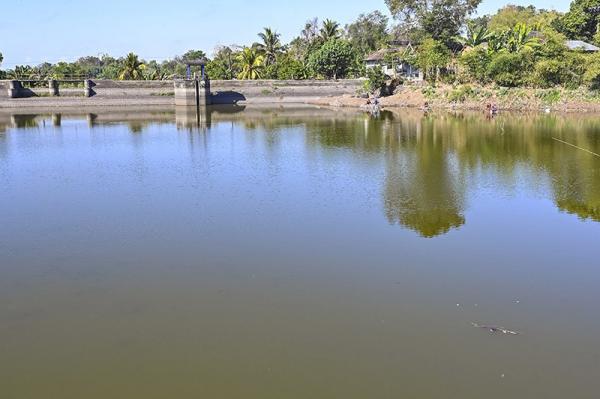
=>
[1,106,599,398]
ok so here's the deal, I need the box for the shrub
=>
[459,46,491,82]
[487,51,533,87]
[583,53,600,89]
[533,60,565,88]
[562,52,586,88]
[447,84,475,102]
[421,85,437,98]
[365,66,387,93]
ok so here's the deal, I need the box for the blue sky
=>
[1,0,571,68]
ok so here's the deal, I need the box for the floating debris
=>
[471,322,520,335]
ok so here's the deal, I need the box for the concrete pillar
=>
[198,78,211,106]
[84,80,93,97]
[174,78,212,107]
[8,80,21,98]
[48,79,59,96]
[174,79,198,106]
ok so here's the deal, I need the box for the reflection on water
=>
[1,108,600,236]
[0,106,599,399]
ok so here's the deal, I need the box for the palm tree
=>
[320,19,340,41]
[236,47,264,80]
[118,53,146,80]
[458,22,491,48]
[257,27,284,66]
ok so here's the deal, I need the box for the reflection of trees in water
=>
[302,111,600,236]
[303,111,467,237]
[450,114,600,222]
[383,117,466,238]
[1,109,598,229]
[128,122,147,133]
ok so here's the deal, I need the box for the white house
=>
[364,43,423,81]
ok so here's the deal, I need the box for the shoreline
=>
[4,83,600,113]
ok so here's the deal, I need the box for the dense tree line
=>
[3,0,600,89]
[0,14,389,81]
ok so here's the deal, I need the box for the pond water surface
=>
[1,106,599,398]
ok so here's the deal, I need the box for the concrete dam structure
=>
[0,78,362,108]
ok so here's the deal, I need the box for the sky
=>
[0,0,572,68]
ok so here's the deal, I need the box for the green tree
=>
[365,66,387,93]
[488,5,560,31]
[273,54,308,79]
[533,59,567,87]
[459,46,491,81]
[307,39,356,79]
[118,53,145,80]
[345,11,389,56]
[51,61,85,79]
[206,46,237,80]
[583,52,600,88]
[385,0,482,45]
[415,38,451,81]
[180,50,206,61]
[257,27,284,66]
[487,50,534,86]
[236,47,264,80]
[7,65,36,80]
[0,52,3,67]
[554,0,600,43]
[321,19,341,41]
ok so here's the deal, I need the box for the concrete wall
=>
[210,79,362,104]
[0,81,9,97]
[0,79,364,105]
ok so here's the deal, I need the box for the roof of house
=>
[565,40,600,52]
[364,47,412,62]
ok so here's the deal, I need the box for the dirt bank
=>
[307,84,600,113]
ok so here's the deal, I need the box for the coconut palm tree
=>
[236,47,264,80]
[118,53,146,80]
[320,19,340,41]
[257,27,284,66]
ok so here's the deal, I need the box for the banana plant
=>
[457,22,492,48]
[505,23,540,53]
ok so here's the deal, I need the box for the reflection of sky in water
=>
[0,108,599,399]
